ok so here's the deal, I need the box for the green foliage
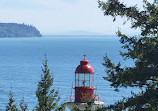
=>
[6,89,28,111]
[55,103,66,111]
[4,55,66,111]
[6,56,65,111]
[35,55,61,111]
[19,98,28,111]
[98,0,158,36]
[72,105,80,111]
[72,95,98,111]
[83,96,95,111]
[6,89,19,111]
[80,92,95,103]
[99,0,158,110]
[0,23,42,37]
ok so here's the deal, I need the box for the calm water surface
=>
[0,36,138,110]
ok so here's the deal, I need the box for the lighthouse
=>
[65,55,104,110]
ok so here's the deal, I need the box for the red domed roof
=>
[75,59,94,74]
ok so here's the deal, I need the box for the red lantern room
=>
[74,55,96,103]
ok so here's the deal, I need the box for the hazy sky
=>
[0,0,147,35]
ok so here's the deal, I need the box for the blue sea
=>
[0,35,138,110]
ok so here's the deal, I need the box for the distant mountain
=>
[0,23,42,37]
[63,31,104,35]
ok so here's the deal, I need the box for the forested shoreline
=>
[0,23,42,37]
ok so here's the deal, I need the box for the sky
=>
[0,0,148,35]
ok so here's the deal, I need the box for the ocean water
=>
[0,36,138,110]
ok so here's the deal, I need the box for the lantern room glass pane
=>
[79,80,88,87]
[90,74,94,87]
[79,74,84,80]
[75,73,94,87]
[79,81,83,87]
[85,74,89,81]
[85,81,89,87]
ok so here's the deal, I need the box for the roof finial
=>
[83,54,86,60]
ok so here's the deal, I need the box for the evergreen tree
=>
[19,98,28,111]
[35,56,62,111]
[6,89,19,111]
[98,0,158,110]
